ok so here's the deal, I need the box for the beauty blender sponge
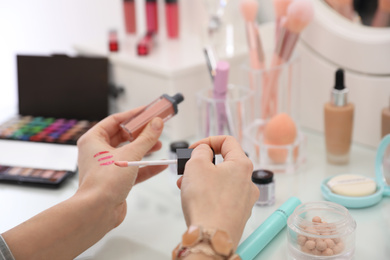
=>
[264,113,297,144]
[263,113,298,163]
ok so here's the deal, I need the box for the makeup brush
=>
[240,0,265,70]
[263,0,314,119]
[273,0,293,43]
[240,0,265,121]
[371,0,390,27]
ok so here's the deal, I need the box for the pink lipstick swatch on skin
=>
[100,160,115,166]
[98,155,113,161]
[94,151,114,166]
[94,151,109,157]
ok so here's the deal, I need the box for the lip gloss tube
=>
[165,0,179,38]
[121,93,184,141]
[146,0,158,33]
[108,29,119,52]
[137,31,155,56]
[123,0,136,34]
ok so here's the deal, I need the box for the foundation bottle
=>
[381,97,390,138]
[324,69,354,164]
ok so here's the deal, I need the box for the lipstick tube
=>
[146,0,158,33]
[137,31,155,56]
[123,0,136,34]
[165,0,179,38]
[121,93,184,141]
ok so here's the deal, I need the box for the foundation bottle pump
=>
[324,69,354,164]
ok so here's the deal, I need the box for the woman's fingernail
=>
[151,118,163,131]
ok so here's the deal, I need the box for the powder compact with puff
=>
[321,134,390,208]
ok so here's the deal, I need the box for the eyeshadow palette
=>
[0,115,95,188]
[0,116,97,145]
[0,165,74,188]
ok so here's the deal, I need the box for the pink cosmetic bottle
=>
[165,0,179,38]
[146,0,158,33]
[121,93,184,141]
[108,30,119,52]
[123,0,136,34]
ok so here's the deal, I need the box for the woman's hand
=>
[76,108,167,227]
[177,136,259,248]
[2,109,168,260]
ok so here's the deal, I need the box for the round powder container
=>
[169,141,189,174]
[287,201,356,259]
[252,169,275,206]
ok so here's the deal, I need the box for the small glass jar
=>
[252,169,275,206]
[287,201,356,260]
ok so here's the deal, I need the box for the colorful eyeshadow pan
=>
[0,165,74,188]
[0,116,96,145]
[0,116,96,188]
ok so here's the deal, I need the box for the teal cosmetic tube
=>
[236,197,302,260]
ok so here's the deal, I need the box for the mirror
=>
[324,0,390,27]
[376,135,390,196]
[382,143,390,186]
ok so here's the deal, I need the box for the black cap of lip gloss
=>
[163,93,184,115]
[170,140,189,152]
[176,148,215,175]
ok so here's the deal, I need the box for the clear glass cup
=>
[240,54,301,121]
[240,54,305,174]
[197,84,255,144]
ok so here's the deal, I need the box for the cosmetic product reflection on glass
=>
[114,148,216,175]
[121,93,184,141]
[236,197,301,260]
[324,69,354,165]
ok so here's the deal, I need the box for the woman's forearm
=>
[2,191,116,260]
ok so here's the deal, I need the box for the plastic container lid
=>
[321,134,390,208]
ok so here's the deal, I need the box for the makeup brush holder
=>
[196,84,255,144]
[240,51,305,174]
[243,119,307,174]
[240,53,301,122]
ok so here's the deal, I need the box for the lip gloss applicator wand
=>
[115,148,215,175]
